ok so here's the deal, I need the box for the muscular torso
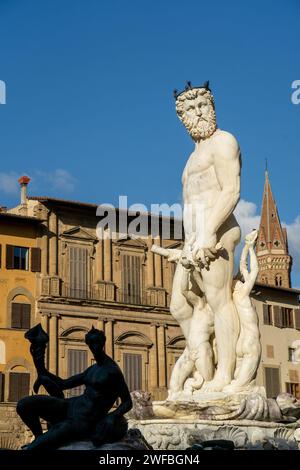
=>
[182,140,219,208]
[182,129,240,244]
[67,359,124,422]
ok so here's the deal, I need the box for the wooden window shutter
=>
[21,304,31,329]
[273,306,283,328]
[8,373,18,401]
[265,367,280,398]
[31,248,41,272]
[6,245,14,269]
[67,349,87,396]
[263,304,269,325]
[8,372,30,402]
[69,246,88,298]
[294,309,300,330]
[121,254,141,304]
[0,372,4,402]
[20,373,30,399]
[124,353,142,392]
[11,303,22,328]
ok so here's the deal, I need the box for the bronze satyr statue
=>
[17,324,132,450]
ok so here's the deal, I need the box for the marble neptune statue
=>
[152,81,261,398]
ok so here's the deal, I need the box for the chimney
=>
[18,175,30,215]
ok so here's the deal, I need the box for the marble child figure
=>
[225,229,262,393]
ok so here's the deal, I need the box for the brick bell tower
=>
[256,170,292,288]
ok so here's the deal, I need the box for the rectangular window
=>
[286,382,300,399]
[69,246,89,299]
[8,372,30,402]
[13,246,29,270]
[282,308,294,328]
[288,348,296,362]
[121,255,141,304]
[263,304,273,325]
[265,367,281,398]
[123,353,142,392]
[67,349,87,397]
[11,303,31,329]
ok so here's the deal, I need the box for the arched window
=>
[8,366,30,402]
[275,274,282,287]
[11,295,31,329]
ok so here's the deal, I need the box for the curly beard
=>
[180,108,217,141]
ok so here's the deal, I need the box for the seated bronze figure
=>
[17,324,132,450]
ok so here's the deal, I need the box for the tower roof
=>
[257,171,288,255]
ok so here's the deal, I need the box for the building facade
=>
[0,175,300,447]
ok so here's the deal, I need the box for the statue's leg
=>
[168,347,194,399]
[17,395,68,439]
[201,231,240,392]
[188,307,214,383]
[24,419,83,450]
[169,261,193,340]
[223,307,261,392]
[168,262,194,396]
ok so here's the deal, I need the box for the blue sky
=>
[0,0,299,283]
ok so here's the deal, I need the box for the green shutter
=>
[123,353,142,392]
[11,303,22,328]
[0,373,4,401]
[263,304,269,325]
[6,245,14,269]
[67,349,87,396]
[20,373,30,399]
[8,372,30,402]
[121,254,141,304]
[21,304,31,329]
[265,367,281,398]
[31,247,41,272]
[69,246,88,298]
[8,373,19,402]
[273,306,283,328]
[294,309,300,330]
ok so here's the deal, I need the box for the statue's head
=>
[85,326,106,357]
[174,81,217,141]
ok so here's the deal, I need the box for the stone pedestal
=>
[129,418,300,450]
[59,429,152,450]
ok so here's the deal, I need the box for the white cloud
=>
[234,199,260,238]
[283,216,300,272]
[47,169,77,193]
[0,172,19,195]
[0,169,77,199]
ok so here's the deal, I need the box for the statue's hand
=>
[245,229,258,247]
[192,235,220,268]
[34,374,64,398]
[166,249,182,263]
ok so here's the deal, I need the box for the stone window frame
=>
[166,335,186,383]
[59,326,93,383]
[3,357,33,403]
[115,331,152,392]
[6,287,35,330]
